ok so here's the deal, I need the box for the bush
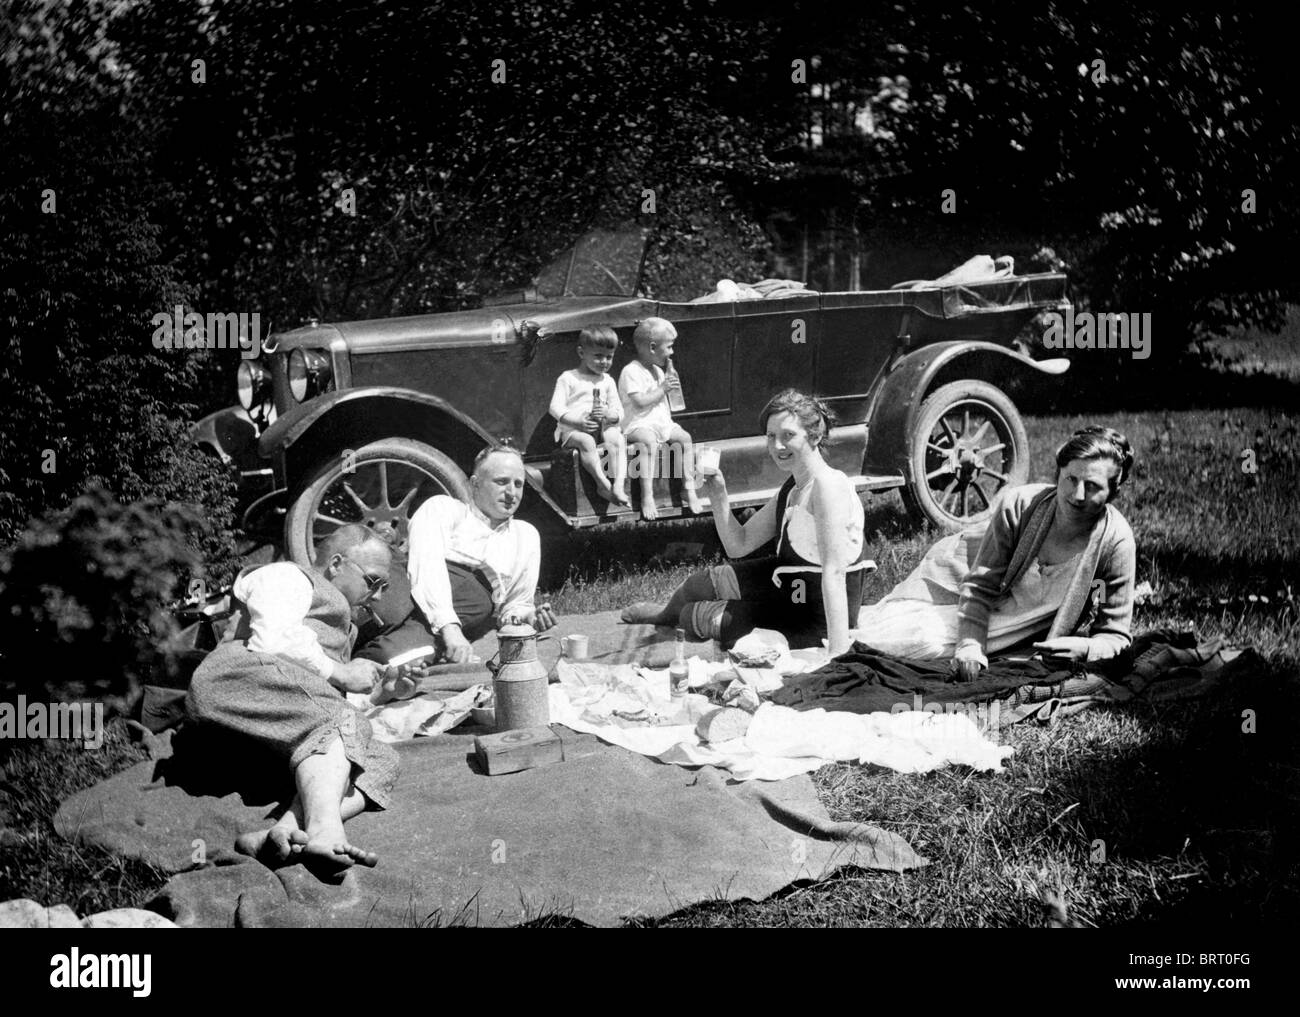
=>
[0,486,206,714]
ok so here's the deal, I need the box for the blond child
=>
[619,317,705,520]
[549,325,629,505]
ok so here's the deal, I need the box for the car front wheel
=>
[900,380,1029,531]
[284,438,472,567]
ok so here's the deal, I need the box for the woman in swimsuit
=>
[621,389,872,655]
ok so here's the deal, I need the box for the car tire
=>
[900,380,1029,532]
[284,438,472,567]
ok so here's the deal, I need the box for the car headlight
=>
[237,360,271,411]
[288,349,333,402]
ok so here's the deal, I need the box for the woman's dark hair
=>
[1055,426,1135,498]
[758,388,837,452]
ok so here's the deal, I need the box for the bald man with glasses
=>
[186,524,401,880]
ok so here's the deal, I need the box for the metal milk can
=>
[487,623,550,731]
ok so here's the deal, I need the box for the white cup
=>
[561,633,590,660]
[696,446,721,475]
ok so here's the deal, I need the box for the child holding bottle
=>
[549,325,629,505]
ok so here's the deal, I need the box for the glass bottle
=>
[665,357,686,413]
[669,627,689,702]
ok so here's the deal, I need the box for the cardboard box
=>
[474,726,564,775]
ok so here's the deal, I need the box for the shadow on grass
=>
[1042,658,1300,926]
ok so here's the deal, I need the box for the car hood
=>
[269,296,657,354]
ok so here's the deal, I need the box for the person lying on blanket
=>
[185,524,400,878]
[356,444,557,667]
[853,426,1137,681]
[621,388,874,656]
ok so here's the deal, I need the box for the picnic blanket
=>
[55,612,929,928]
[54,725,925,928]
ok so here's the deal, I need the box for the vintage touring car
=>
[194,229,1070,567]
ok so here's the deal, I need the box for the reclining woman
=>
[854,426,1137,680]
[621,389,874,656]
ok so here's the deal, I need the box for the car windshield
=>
[532,227,647,298]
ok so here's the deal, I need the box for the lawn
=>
[2,407,1297,926]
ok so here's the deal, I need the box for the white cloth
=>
[618,360,675,441]
[853,553,1082,659]
[234,563,332,679]
[407,495,541,632]
[549,368,622,443]
[548,663,1013,782]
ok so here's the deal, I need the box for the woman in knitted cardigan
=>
[853,426,1137,680]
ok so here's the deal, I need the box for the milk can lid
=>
[497,623,537,639]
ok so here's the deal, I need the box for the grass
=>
[0,721,169,916]
[2,405,1297,926]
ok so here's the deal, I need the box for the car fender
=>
[864,341,1068,479]
[193,406,260,467]
[257,387,570,521]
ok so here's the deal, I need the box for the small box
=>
[474,726,564,775]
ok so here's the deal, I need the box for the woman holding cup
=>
[621,389,872,656]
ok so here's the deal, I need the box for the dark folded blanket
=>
[771,629,1243,722]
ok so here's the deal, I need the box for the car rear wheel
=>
[284,438,472,567]
[900,380,1029,531]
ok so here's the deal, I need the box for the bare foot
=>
[611,486,631,506]
[236,825,308,868]
[686,495,706,515]
[621,601,667,625]
[300,832,378,881]
[641,500,658,521]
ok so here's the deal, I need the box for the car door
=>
[653,301,735,441]
[731,294,820,435]
[815,291,903,426]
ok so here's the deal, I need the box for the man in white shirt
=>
[186,524,399,880]
[357,445,556,666]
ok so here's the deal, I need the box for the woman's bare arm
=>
[812,473,854,655]
[705,473,779,559]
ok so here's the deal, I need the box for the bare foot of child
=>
[686,493,706,515]
[612,485,631,506]
[641,500,658,521]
